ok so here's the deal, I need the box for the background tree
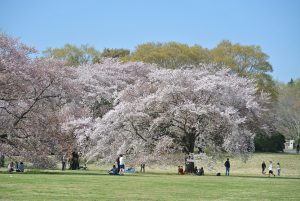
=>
[211,40,277,99]
[275,79,300,142]
[129,40,277,99]
[43,44,101,66]
[254,132,285,152]
[101,48,130,58]
[129,42,211,69]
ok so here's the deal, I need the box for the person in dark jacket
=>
[224,158,230,176]
[262,161,266,174]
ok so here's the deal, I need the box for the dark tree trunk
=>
[0,153,4,167]
[185,160,195,174]
[183,128,196,173]
[70,151,80,170]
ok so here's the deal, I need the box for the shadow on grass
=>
[0,170,140,176]
[228,174,300,180]
[0,170,299,180]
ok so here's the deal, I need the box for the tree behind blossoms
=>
[0,33,79,168]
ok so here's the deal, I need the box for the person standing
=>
[268,161,275,177]
[61,154,66,171]
[19,162,24,172]
[140,163,145,173]
[116,155,120,173]
[119,154,125,175]
[224,158,230,176]
[277,162,281,176]
[15,161,20,172]
[262,161,266,174]
[297,144,300,154]
[7,162,14,172]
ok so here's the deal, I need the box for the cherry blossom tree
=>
[1,33,270,170]
[0,33,77,168]
[61,59,157,163]
[81,64,269,170]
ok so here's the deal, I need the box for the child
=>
[277,162,281,176]
[268,161,275,177]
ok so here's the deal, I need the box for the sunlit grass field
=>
[0,153,299,201]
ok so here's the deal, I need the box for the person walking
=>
[277,162,281,176]
[224,158,230,176]
[262,161,266,174]
[268,161,275,177]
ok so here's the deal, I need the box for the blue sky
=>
[1,0,299,82]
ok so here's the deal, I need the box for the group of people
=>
[177,166,204,176]
[108,154,125,175]
[108,154,146,175]
[262,161,280,177]
[7,161,24,173]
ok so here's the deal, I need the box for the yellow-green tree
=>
[130,42,211,69]
[43,44,101,66]
[211,40,277,99]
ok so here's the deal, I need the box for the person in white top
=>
[7,162,14,172]
[268,161,275,177]
[119,154,125,175]
[277,162,281,176]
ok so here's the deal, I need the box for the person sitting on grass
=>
[178,166,184,175]
[198,167,204,176]
[7,162,14,173]
[108,165,119,175]
[193,166,198,174]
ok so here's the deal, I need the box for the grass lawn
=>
[0,153,299,201]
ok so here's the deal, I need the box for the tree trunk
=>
[185,161,195,174]
[0,153,4,167]
[70,151,80,170]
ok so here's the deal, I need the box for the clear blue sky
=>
[1,0,299,82]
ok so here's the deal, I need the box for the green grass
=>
[0,153,300,201]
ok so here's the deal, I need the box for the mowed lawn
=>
[0,153,300,201]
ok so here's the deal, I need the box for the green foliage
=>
[255,132,285,152]
[130,42,211,69]
[101,48,130,58]
[43,44,101,66]
[275,79,300,140]
[129,41,277,99]
[91,99,113,118]
[211,40,277,99]
[211,40,272,75]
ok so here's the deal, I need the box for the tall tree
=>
[70,63,269,169]
[0,33,78,168]
[275,79,300,142]
[211,40,277,99]
[43,44,101,66]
